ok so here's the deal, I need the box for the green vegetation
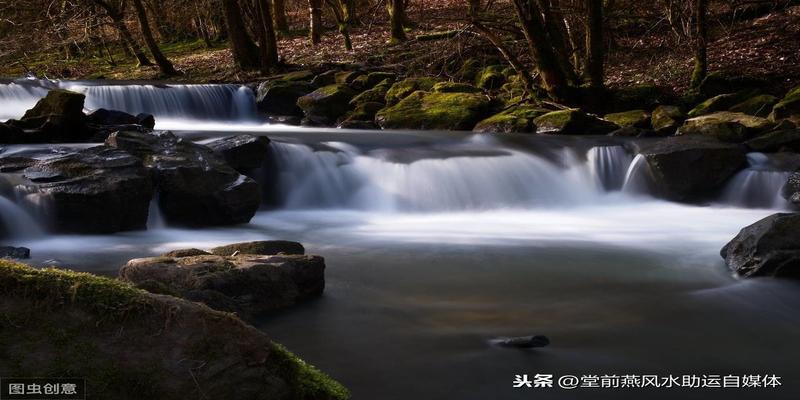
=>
[270,343,350,400]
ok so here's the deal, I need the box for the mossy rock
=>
[457,58,482,82]
[534,109,619,135]
[22,89,85,120]
[297,84,358,124]
[473,105,549,133]
[609,84,671,112]
[360,72,396,89]
[677,111,776,142]
[334,71,365,85]
[375,90,491,130]
[0,260,349,400]
[651,105,686,135]
[256,80,315,116]
[432,82,483,93]
[697,72,768,98]
[344,102,385,122]
[745,128,800,152]
[274,70,315,82]
[729,94,779,117]
[770,86,800,122]
[349,83,391,107]
[475,65,506,90]
[688,90,759,117]
[385,77,439,105]
[603,110,651,129]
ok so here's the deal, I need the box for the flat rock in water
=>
[0,246,30,259]
[492,335,550,349]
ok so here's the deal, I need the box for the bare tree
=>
[221,0,261,69]
[387,0,407,43]
[255,0,279,71]
[690,0,708,88]
[308,0,323,44]
[131,0,177,75]
[91,0,152,66]
[584,0,604,89]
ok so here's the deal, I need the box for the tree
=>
[221,0,261,69]
[273,0,289,34]
[387,0,407,43]
[690,0,708,88]
[538,0,579,85]
[91,0,152,66]
[131,0,177,75]
[584,0,604,89]
[255,0,279,71]
[308,0,323,44]
[326,0,355,50]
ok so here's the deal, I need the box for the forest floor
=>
[1,2,798,96]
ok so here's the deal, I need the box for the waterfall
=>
[0,195,43,239]
[147,198,166,229]
[621,154,653,196]
[720,153,791,209]
[0,82,49,122]
[586,146,633,191]
[266,142,635,211]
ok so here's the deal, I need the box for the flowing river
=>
[1,80,800,399]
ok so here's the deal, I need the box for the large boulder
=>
[296,84,358,125]
[210,240,305,256]
[119,252,324,320]
[0,260,348,400]
[534,109,619,135]
[4,89,90,143]
[384,77,439,105]
[721,213,800,278]
[256,80,315,116]
[729,94,779,117]
[687,90,758,117]
[106,131,260,227]
[676,111,776,142]
[770,86,800,122]
[473,105,548,133]
[745,129,800,152]
[603,110,651,129]
[651,105,686,135]
[16,146,153,233]
[697,73,767,98]
[636,136,747,201]
[206,135,271,173]
[349,81,392,108]
[375,90,491,130]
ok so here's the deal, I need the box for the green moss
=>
[677,111,776,142]
[385,77,439,105]
[276,70,315,82]
[349,83,390,106]
[456,58,481,82]
[534,109,620,135]
[269,343,350,400]
[688,90,758,117]
[729,94,778,117]
[344,102,384,122]
[475,65,506,90]
[604,110,650,128]
[770,85,800,120]
[651,105,686,134]
[376,90,491,130]
[432,82,483,93]
[473,105,548,133]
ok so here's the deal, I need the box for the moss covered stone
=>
[688,90,758,117]
[745,128,800,152]
[349,82,391,107]
[729,94,779,117]
[385,77,439,105]
[770,86,800,122]
[457,58,482,82]
[651,105,686,135]
[297,84,358,124]
[473,105,548,133]
[534,109,619,135]
[22,89,85,120]
[256,80,315,116]
[475,65,506,90]
[375,90,491,130]
[603,110,651,129]
[432,82,483,93]
[677,111,776,142]
[351,72,396,91]
[274,70,315,82]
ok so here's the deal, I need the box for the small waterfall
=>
[586,146,633,191]
[147,198,166,229]
[0,196,43,238]
[621,154,653,195]
[0,82,49,121]
[720,153,791,209]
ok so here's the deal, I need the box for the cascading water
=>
[720,153,791,209]
[586,145,633,191]
[0,195,43,239]
[0,82,50,121]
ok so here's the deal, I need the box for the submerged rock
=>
[375,90,491,130]
[534,109,619,135]
[676,111,775,142]
[18,146,153,233]
[119,252,324,320]
[637,136,747,201]
[0,246,30,259]
[106,131,260,227]
[721,213,800,278]
[0,260,348,400]
[206,134,271,173]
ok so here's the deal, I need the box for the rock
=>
[351,71,396,91]
[534,109,619,135]
[729,94,779,117]
[687,90,758,117]
[296,84,358,125]
[334,70,365,86]
[432,82,483,93]
[22,89,85,121]
[119,252,323,320]
[651,105,686,135]
[781,172,800,205]
[375,91,492,130]
[0,122,25,142]
[209,240,305,256]
[475,65,506,90]
[721,213,800,277]
[473,105,548,133]
[745,129,800,152]
[457,58,482,82]
[341,102,384,124]
[609,84,672,112]
[349,82,391,107]
[608,126,657,137]
[384,77,439,105]
[677,111,776,142]
[18,146,153,233]
[274,70,315,82]
[4,89,90,143]
[770,86,800,122]
[0,260,348,400]
[255,80,315,116]
[603,110,650,129]
[493,335,550,349]
[337,120,378,130]
[86,108,152,128]
[637,136,747,201]
[162,248,211,257]
[0,246,29,259]
[310,70,338,87]
[697,73,767,98]
[206,135,271,173]
[106,131,260,227]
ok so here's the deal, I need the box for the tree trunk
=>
[327,0,354,50]
[388,0,407,43]
[309,0,323,44]
[690,0,708,88]
[511,0,570,102]
[539,0,579,84]
[221,0,261,69]
[273,0,289,33]
[256,0,280,71]
[584,0,604,89]
[92,0,153,66]
[131,0,177,75]
[467,0,481,16]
